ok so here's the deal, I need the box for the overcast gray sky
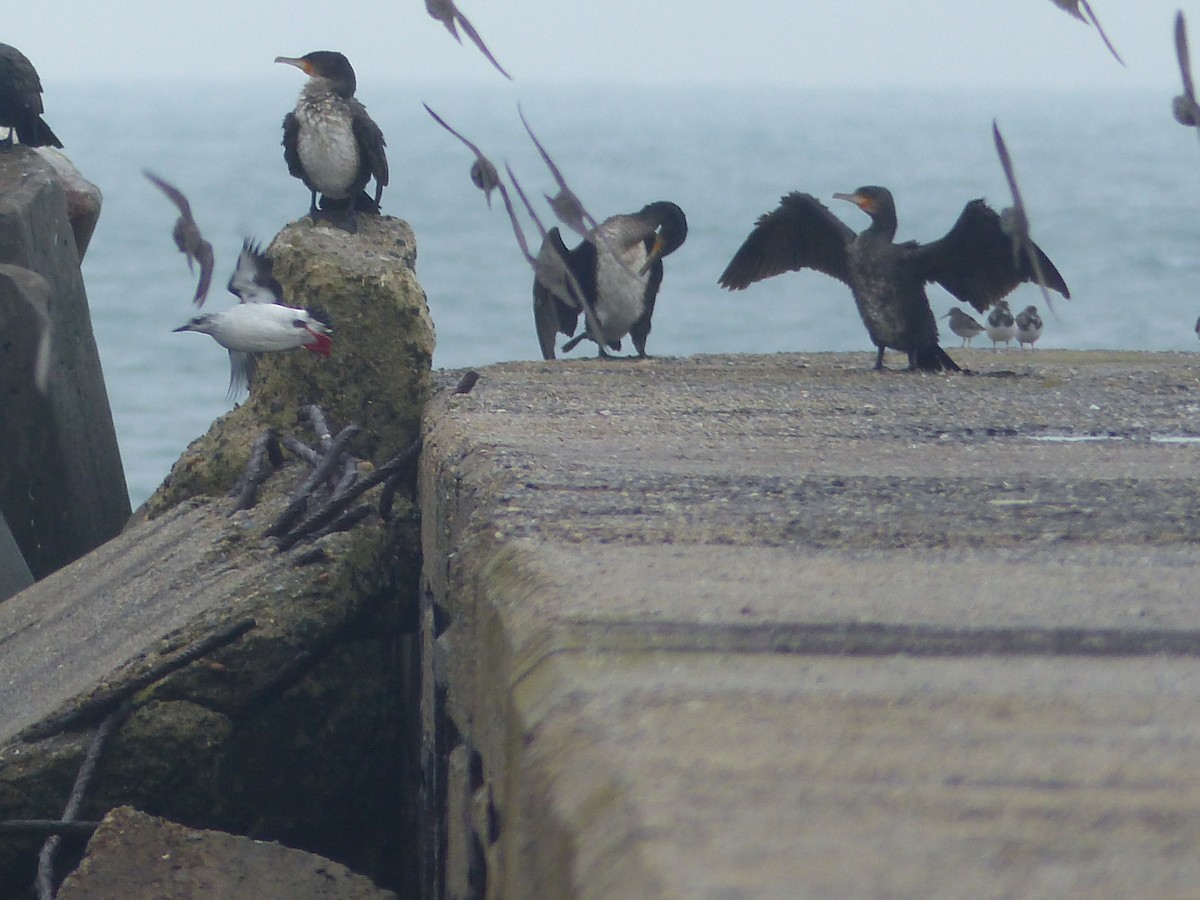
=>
[8,1,1200,89]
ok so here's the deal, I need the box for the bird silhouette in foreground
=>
[424,0,512,80]
[1016,305,1044,349]
[534,202,688,359]
[943,308,985,347]
[719,186,1069,372]
[986,300,1017,348]
[422,103,504,207]
[174,240,331,397]
[1174,12,1200,137]
[277,51,388,233]
[992,121,1060,313]
[0,43,61,148]
[143,170,215,305]
[1048,0,1124,65]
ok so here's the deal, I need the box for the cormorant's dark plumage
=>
[0,43,61,148]
[276,51,388,233]
[718,186,1069,372]
[534,201,688,359]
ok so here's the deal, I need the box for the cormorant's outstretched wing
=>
[913,199,1069,314]
[718,193,855,290]
[350,99,389,203]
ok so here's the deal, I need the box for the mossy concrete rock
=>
[57,806,398,899]
[140,214,434,519]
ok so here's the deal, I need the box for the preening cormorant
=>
[718,186,1069,372]
[276,51,388,233]
[535,202,688,359]
[0,43,61,148]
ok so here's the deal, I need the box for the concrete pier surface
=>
[419,350,1200,898]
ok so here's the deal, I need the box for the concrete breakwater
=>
[6,144,1200,896]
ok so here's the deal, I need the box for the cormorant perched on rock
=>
[534,202,688,359]
[276,51,388,233]
[0,43,61,148]
[718,186,1069,372]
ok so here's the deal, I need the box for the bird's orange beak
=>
[275,56,314,76]
[833,191,873,213]
[638,234,666,275]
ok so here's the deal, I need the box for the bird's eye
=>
[293,319,307,328]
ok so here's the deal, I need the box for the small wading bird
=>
[1016,305,1044,348]
[276,51,388,233]
[992,121,1061,312]
[943,308,985,347]
[533,201,688,359]
[986,300,1017,348]
[424,0,512,80]
[174,240,332,398]
[1174,12,1200,137]
[719,186,1068,372]
[143,170,215,305]
[1048,0,1124,65]
[0,43,61,148]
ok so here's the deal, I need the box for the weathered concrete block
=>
[57,806,397,899]
[32,148,103,259]
[141,214,434,518]
[0,509,32,601]
[0,147,129,578]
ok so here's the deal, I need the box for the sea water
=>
[43,80,1200,503]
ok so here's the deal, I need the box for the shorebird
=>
[986,300,1017,348]
[1015,305,1044,349]
[424,0,512,80]
[719,187,1068,371]
[1174,12,1200,138]
[1048,0,1124,65]
[276,51,388,233]
[943,308,985,347]
[174,239,331,397]
[0,43,61,148]
[144,170,215,305]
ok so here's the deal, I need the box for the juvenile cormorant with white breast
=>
[535,202,688,359]
[719,186,1069,372]
[276,51,388,233]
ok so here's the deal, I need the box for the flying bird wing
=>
[423,103,503,205]
[718,193,856,290]
[227,238,284,304]
[143,168,215,305]
[517,105,598,238]
[226,351,258,400]
[992,121,1058,311]
[1078,0,1125,66]
[914,199,1069,314]
[451,5,513,80]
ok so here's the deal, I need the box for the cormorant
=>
[1048,0,1124,65]
[425,0,512,80]
[943,308,985,347]
[276,51,388,233]
[718,186,1069,372]
[986,300,1017,348]
[0,43,61,148]
[535,202,688,359]
[1015,305,1043,349]
[144,170,215,305]
[1174,12,1200,134]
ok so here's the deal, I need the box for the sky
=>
[7,1,1200,90]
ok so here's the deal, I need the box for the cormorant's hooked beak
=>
[833,191,874,214]
[638,234,666,276]
[275,56,313,76]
